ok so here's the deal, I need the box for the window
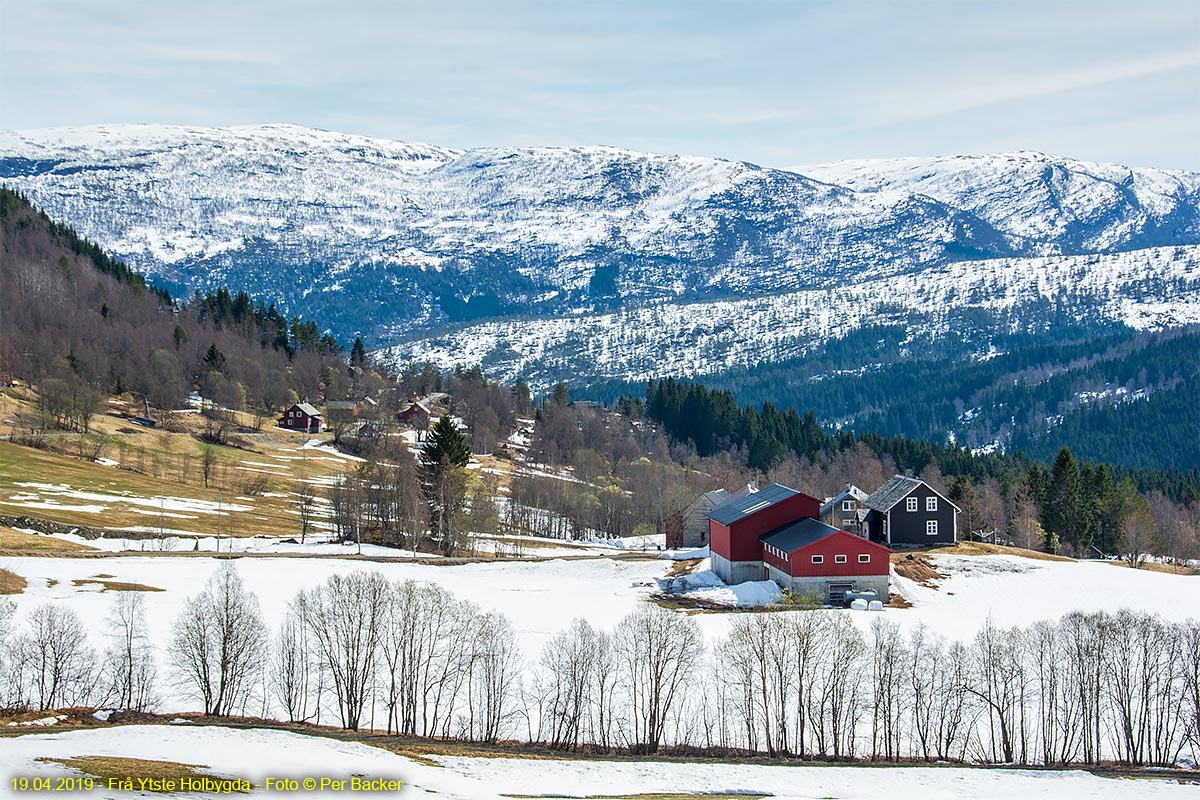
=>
[842,500,854,511]
[906,497,918,512]
[858,554,870,563]
[926,519,939,536]
[834,554,847,564]
[926,496,938,512]
[812,555,824,564]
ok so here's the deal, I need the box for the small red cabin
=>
[279,402,323,433]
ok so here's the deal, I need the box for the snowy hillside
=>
[384,245,1200,384]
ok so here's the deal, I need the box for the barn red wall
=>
[790,531,890,578]
[762,544,790,573]
[709,521,733,560]
[723,493,820,561]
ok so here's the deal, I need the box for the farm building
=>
[863,474,959,546]
[708,483,891,603]
[761,520,892,603]
[326,400,359,421]
[396,400,432,430]
[820,483,869,536]
[278,402,323,433]
[665,483,756,549]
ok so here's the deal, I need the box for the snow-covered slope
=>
[384,245,1200,384]
[796,151,1200,254]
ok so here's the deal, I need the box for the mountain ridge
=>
[7,123,1195,343]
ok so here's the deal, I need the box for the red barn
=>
[396,400,432,430]
[709,483,891,603]
[278,402,323,433]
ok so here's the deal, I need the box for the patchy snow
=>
[9,482,254,514]
[2,725,1191,799]
[301,439,367,462]
[653,563,784,608]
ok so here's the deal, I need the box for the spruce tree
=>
[421,415,470,471]
[350,337,367,369]
[420,415,471,554]
[1044,447,1084,550]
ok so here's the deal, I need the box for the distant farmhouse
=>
[396,400,432,430]
[279,402,322,433]
[863,474,959,546]
[820,483,869,535]
[708,483,891,604]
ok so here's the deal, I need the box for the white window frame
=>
[926,519,938,537]
[858,554,870,563]
[842,500,854,511]
[834,554,847,564]
[906,497,918,512]
[812,555,824,564]
[926,496,938,512]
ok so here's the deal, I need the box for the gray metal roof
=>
[863,475,921,512]
[864,474,961,513]
[294,402,321,417]
[759,517,842,553]
[708,483,798,525]
[820,484,868,516]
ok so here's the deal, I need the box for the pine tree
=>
[202,343,226,375]
[350,337,367,369]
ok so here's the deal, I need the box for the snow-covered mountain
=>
[2,124,1198,389]
[795,152,1200,254]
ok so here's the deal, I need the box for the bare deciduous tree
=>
[304,571,390,730]
[13,604,98,710]
[102,593,156,711]
[615,606,702,754]
[169,563,267,716]
[272,596,323,723]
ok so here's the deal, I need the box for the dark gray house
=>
[863,475,959,546]
[819,483,868,536]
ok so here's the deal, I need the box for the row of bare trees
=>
[695,611,1200,766]
[4,568,1199,766]
[0,595,156,713]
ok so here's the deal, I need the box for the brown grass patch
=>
[0,527,96,552]
[891,553,944,587]
[37,756,212,785]
[1099,560,1198,576]
[0,567,27,594]
[927,541,1074,562]
[71,576,164,592]
[664,558,703,578]
[367,739,559,767]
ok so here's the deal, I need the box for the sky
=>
[1,0,1197,170]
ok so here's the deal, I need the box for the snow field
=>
[1,725,1193,800]
[5,551,1200,688]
